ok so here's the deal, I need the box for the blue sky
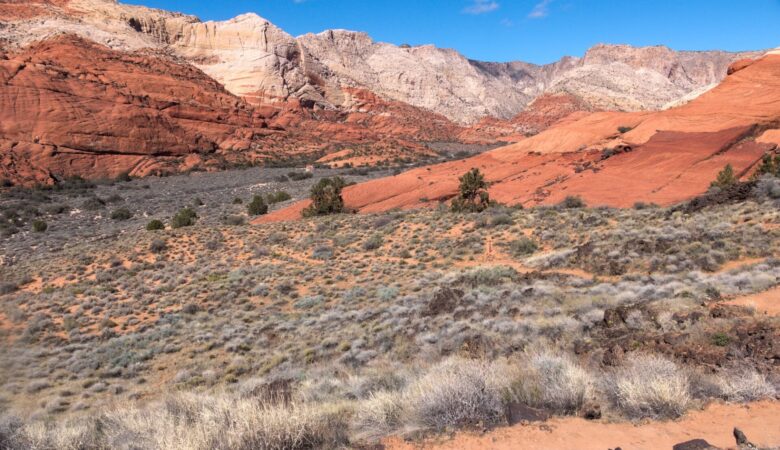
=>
[124,0,780,63]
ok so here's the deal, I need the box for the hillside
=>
[262,51,780,220]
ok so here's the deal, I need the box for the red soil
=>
[386,401,780,450]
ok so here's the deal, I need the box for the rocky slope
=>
[0,33,464,185]
[1,0,760,124]
[261,53,780,220]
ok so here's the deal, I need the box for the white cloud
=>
[463,0,500,15]
[528,0,553,19]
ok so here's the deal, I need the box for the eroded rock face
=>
[0,34,265,185]
[0,33,467,185]
[0,0,760,124]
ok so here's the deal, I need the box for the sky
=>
[124,0,780,64]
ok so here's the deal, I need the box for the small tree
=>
[711,164,737,189]
[171,207,197,229]
[146,219,165,231]
[302,177,346,217]
[451,168,490,213]
[752,153,780,179]
[110,207,133,221]
[247,195,268,216]
[559,195,586,209]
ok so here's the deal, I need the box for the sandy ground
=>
[725,286,780,316]
[385,401,780,450]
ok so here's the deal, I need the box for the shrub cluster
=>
[171,207,197,229]
[302,177,347,218]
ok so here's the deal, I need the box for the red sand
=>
[386,401,780,450]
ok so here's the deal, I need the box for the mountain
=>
[261,52,780,220]
[0,0,763,186]
[2,0,758,123]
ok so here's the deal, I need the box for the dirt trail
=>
[385,401,780,450]
[724,286,780,316]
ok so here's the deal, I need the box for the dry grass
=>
[608,354,692,420]
[507,348,593,414]
[717,370,777,403]
[4,393,350,450]
[403,357,505,432]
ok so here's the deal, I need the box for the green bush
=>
[559,195,586,209]
[710,164,737,189]
[110,208,133,221]
[451,168,490,213]
[171,207,197,229]
[711,332,731,347]
[146,219,165,231]
[247,195,268,216]
[752,153,780,179]
[266,191,292,204]
[32,219,47,233]
[302,177,346,217]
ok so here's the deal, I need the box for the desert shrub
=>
[710,332,730,347]
[150,239,167,253]
[509,237,538,257]
[362,234,384,251]
[717,370,776,402]
[81,196,105,211]
[458,266,516,287]
[312,245,334,260]
[267,191,292,204]
[171,207,197,229]
[288,171,314,181]
[451,168,490,213]
[633,201,657,210]
[31,219,47,233]
[754,175,780,200]
[0,283,17,295]
[558,195,586,209]
[352,391,404,442]
[608,354,691,419]
[247,195,268,216]
[509,350,592,414]
[146,220,165,231]
[404,358,504,431]
[617,126,634,134]
[7,394,348,450]
[751,153,780,179]
[110,207,133,221]
[710,164,737,189]
[223,215,246,226]
[302,177,346,217]
[232,197,243,204]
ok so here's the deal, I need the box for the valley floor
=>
[0,169,779,449]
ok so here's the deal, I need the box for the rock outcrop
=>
[261,51,780,221]
[0,34,465,185]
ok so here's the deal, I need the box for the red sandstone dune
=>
[260,54,780,222]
